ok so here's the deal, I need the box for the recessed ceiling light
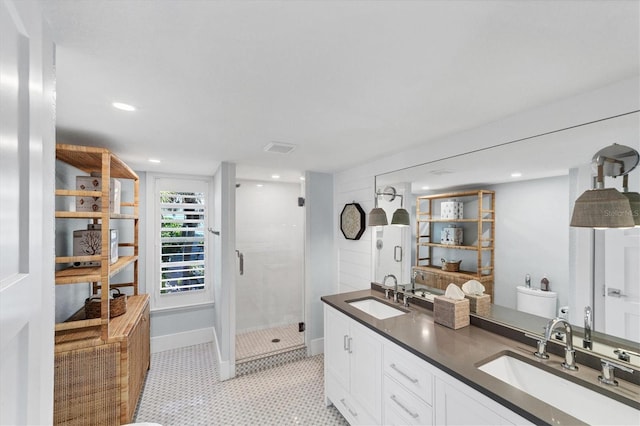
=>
[148,159,161,163]
[112,102,136,112]
[422,186,430,190]
[256,184,264,187]
[511,172,522,178]
[271,174,280,179]
[299,176,305,181]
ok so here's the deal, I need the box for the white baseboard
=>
[212,325,235,381]
[309,337,324,356]
[151,327,214,353]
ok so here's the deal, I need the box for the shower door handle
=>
[236,250,244,275]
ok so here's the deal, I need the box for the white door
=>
[0,1,55,424]
[604,227,640,342]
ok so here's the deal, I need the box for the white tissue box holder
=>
[434,296,470,329]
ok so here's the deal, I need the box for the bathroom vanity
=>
[322,288,640,426]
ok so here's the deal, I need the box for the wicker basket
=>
[441,259,461,272]
[85,288,127,319]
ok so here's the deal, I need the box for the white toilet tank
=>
[516,286,557,318]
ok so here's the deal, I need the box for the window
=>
[160,190,205,294]
[147,175,213,309]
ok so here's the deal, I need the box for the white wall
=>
[305,172,335,355]
[334,77,639,309]
[212,162,236,379]
[235,180,304,333]
[491,176,570,311]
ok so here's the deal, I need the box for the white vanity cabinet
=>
[434,375,533,426]
[324,305,383,425]
[324,303,533,426]
[383,344,434,425]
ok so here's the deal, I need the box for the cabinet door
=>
[350,320,382,424]
[435,379,506,426]
[126,303,150,422]
[324,306,351,390]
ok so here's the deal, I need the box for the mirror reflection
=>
[374,111,640,365]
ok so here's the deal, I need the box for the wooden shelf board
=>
[56,143,139,180]
[418,242,493,251]
[55,255,138,284]
[417,189,495,200]
[414,265,494,280]
[55,211,102,219]
[55,189,102,197]
[418,218,491,223]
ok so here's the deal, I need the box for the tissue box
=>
[76,176,121,214]
[464,294,491,316]
[434,296,470,329]
[73,227,119,267]
[441,201,463,219]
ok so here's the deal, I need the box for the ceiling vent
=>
[264,142,296,154]
[429,169,455,176]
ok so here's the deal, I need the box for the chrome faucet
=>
[383,274,399,302]
[536,317,578,370]
[583,306,592,349]
[410,269,425,293]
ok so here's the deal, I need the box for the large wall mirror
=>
[374,110,640,366]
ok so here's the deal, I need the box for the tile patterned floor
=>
[236,324,304,362]
[134,342,347,426]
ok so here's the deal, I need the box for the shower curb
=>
[236,345,307,377]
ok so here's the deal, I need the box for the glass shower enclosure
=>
[235,179,305,364]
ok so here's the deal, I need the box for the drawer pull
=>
[343,335,349,351]
[390,363,419,384]
[390,394,419,419]
[340,398,358,417]
[348,337,353,354]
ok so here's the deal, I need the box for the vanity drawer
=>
[326,373,377,426]
[384,375,433,425]
[384,344,434,404]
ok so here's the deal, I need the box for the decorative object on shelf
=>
[441,258,461,272]
[84,288,127,319]
[73,224,119,266]
[368,185,410,227]
[340,202,366,240]
[441,225,463,245]
[570,143,639,228]
[441,200,463,219]
[76,176,121,214]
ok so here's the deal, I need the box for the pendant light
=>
[570,144,639,229]
[368,186,410,227]
[622,174,640,227]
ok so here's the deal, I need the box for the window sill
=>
[150,301,214,314]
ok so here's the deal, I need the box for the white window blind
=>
[159,191,206,294]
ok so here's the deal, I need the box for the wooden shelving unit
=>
[415,190,495,299]
[54,144,148,425]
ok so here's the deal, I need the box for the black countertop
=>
[322,289,640,426]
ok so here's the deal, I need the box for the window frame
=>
[146,173,214,310]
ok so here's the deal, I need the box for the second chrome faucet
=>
[534,317,578,370]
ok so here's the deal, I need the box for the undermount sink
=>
[347,297,407,320]
[478,351,640,425]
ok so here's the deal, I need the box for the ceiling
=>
[40,0,639,180]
